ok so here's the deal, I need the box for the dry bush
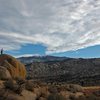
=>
[0,88,7,100]
[67,84,83,93]
[69,94,76,100]
[47,94,66,100]
[4,79,14,90]
[93,90,100,97]
[48,86,58,94]
[47,85,66,100]
[25,80,34,92]
[69,94,85,100]
[40,86,50,99]
[4,79,24,95]
[39,97,47,100]
[76,95,86,100]
[0,88,20,100]
[85,94,100,100]
[16,78,26,86]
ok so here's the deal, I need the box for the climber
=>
[1,48,3,55]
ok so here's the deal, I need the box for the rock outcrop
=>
[0,54,26,79]
[0,66,11,80]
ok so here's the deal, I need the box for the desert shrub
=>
[85,94,100,100]
[39,97,47,100]
[47,94,66,100]
[48,86,58,94]
[25,80,34,92]
[4,79,14,90]
[67,84,83,93]
[16,78,26,86]
[93,90,100,97]
[33,80,45,87]
[0,88,8,100]
[76,95,86,100]
[0,88,21,100]
[4,79,23,95]
[40,86,50,99]
[69,95,87,100]
[69,94,76,100]
[14,85,24,95]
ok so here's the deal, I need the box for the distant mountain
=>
[18,56,100,86]
[18,55,68,64]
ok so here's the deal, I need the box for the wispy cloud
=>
[0,0,100,54]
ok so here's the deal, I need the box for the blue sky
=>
[5,44,100,58]
[0,0,100,58]
[6,44,46,57]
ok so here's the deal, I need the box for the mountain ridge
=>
[18,56,100,86]
[17,55,69,64]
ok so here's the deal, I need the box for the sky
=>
[0,0,100,58]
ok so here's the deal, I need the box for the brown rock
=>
[0,54,26,79]
[0,66,11,80]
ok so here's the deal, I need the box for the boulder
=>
[0,66,11,80]
[0,54,26,79]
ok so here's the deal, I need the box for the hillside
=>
[18,56,100,86]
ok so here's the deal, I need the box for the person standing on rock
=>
[1,48,3,55]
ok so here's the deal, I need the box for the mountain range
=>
[18,55,68,64]
[18,56,100,86]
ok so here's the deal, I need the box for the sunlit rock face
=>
[0,54,27,79]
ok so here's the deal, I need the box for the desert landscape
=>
[0,54,100,100]
[0,0,100,99]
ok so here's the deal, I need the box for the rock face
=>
[0,66,11,80]
[0,54,26,79]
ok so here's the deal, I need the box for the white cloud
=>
[0,0,100,54]
[15,53,41,58]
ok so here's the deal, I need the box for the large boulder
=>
[0,54,26,79]
[0,66,11,80]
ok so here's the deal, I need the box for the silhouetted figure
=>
[1,48,3,55]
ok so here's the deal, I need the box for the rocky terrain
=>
[0,54,100,100]
[20,56,100,86]
[0,79,100,100]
